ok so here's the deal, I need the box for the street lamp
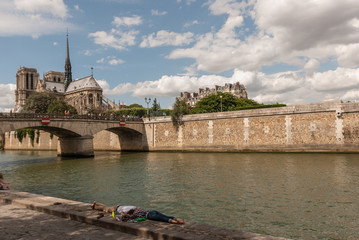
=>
[145,97,151,120]
[220,95,223,112]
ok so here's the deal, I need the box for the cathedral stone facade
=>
[14,35,117,114]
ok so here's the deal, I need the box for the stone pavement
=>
[0,190,291,240]
[0,203,145,240]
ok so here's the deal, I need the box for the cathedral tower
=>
[64,33,72,90]
[14,67,40,112]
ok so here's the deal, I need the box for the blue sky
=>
[1,0,359,111]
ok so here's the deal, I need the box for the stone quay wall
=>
[143,100,359,152]
[3,131,122,151]
[3,100,359,152]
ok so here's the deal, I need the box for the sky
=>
[1,0,359,112]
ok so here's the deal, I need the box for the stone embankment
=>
[0,190,291,240]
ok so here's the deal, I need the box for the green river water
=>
[0,150,358,239]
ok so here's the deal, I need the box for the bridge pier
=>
[57,136,94,157]
[0,132,4,150]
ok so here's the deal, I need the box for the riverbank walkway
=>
[0,191,290,240]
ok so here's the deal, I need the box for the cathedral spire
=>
[64,31,72,90]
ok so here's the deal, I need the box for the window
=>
[30,74,34,89]
[26,73,29,89]
[88,93,93,104]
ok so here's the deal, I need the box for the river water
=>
[0,151,358,239]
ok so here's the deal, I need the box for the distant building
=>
[14,35,118,114]
[180,82,248,107]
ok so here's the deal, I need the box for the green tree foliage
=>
[47,99,77,114]
[128,103,144,108]
[106,108,147,118]
[171,98,190,129]
[190,92,285,113]
[152,98,162,116]
[22,92,56,113]
[22,92,78,115]
[152,98,160,112]
[190,92,250,114]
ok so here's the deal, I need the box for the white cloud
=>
[83,50,92,56]
[169,0,359,75]
[140,31,194,48]
[96,56,124,66]
[112,15,142,27]
[97,80,135,96]
[342,90,359,101]
[108,58,124,65]
[14,0,68,19]
[184,20,199,28]
[336,44,359,68]
[177,0,197,5]
[88,29,138,50]
[151,9,167,16]
[0,0,74,37]
[0,84,16,112]
[53,42,58,46]
[89,16,141,50]
[94,65,359,105]
[307,68,359,92]
[74,5,82,12]
[304,59,320,76]
[96,58,105,64]
[100,68,303,101]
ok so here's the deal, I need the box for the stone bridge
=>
[0,114,145,157]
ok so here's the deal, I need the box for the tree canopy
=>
[22,92,56,113]
[190,92,260,114]
[128,103,144,108]
[22,92,77,114]
[189,92,285,113]
[47,99,77,114]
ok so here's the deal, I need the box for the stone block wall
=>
[144,100,359,152]
[93,130,121,150]
[4,131,58,150]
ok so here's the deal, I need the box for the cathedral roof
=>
[66,75,102,93]
[45,82,65,93]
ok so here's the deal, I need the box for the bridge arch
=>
[0,115,146,157]
[104,127,144,151]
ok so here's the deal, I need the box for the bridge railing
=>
[0,112,144,122]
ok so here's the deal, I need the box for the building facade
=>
[180,82,248,107]
[14,35,118,114]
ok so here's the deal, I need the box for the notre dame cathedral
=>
[14,35,118,114]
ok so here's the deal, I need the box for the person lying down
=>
[91,201,185,224]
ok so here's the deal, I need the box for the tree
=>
[190,93,237,113]
[22,92,56,113]
[190,92,261,114]
[128,103,144,108]
[47,99,77,114]
[236,98,261,108]
[171,98,189,129]
[152,98,161,116]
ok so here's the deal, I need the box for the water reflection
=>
[1,151,358,239]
